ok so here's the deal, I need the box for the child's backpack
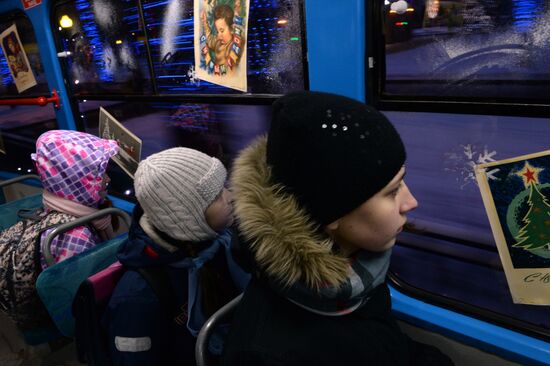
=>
[0,193,43,232]
[0,174,42,231]
[36,233,128,338]
[73,262,178,366]
[0,209,77,333]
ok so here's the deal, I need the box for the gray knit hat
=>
[134,147,227,242]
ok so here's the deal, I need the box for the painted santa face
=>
[215,18,233,45]
[325,167,418,255]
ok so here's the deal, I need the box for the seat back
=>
[35,235,127,337]
[0,174,42,231]
[195,294,242,366]
[34,207,131,339]
[73,261,126,366]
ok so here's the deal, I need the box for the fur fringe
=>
[230,136,349,289]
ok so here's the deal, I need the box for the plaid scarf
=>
[273,249,391,316]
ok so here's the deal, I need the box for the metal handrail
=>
[0,174,41,188]
[0,89,60,108]
[195,293,242,366]
[42,207,131,267]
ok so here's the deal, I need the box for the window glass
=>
[383,0,550,101]
[0,13,58,174]
[0,105,58,174]
[53,0,153,95]
[78,100,270,197]
[142,0,306,94]
[0,13,49,96]
[387,110,550,334]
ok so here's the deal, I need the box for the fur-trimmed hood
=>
[231,136,349,290]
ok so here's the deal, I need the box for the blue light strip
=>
[0,51,13,87]
[76,0,111,82]
[390,284,550,366]
[512,0,542,32]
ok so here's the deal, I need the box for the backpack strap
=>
[17,207,45,221]
[136,266,179,321]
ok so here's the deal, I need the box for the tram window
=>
[0,12,58,174]
[0,12,50,96]
[386,110,550,338]
[143,0,306,94]
[53,1,153,95]
[381,0,550,103]
[0,105,58,173]
[78,100,270,198]
[53,0,306,96]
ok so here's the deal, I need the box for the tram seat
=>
[36,235,127,338]
[0,174,42,231]
[28,208,131,345]
[195,294,242,366]
[72,261,125,366]
[0,193,43,231]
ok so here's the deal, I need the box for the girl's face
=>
[325,167,418,256]
[215,18,233,45]
[205,188,234,232]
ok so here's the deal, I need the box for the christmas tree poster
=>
[475,150,550,305]
[98,107,142,179]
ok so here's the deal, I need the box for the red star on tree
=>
[523,168,535,183]
[516,162,543,187]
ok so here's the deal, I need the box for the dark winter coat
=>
[103,206,244,366]
[221,137,453,366]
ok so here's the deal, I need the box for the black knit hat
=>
[266,91,406,226]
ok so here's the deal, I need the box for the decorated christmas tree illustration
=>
[513,162,550,251]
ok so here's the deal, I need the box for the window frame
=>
[366,1,550,342]
[367,0,550,118]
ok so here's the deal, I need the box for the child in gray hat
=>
[103,147,249,366]
[222,91,453,366]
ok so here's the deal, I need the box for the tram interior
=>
[0,0,550,365]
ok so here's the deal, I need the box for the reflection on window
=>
[0,13,57,174]
[0,13,49,97]
[78,100,271,197]
[0,105,58,173]
[144,0,306,94]
[383,0,550,100]
[55,0,306,96]
[53,0,152,95]
[386,110,550,336]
